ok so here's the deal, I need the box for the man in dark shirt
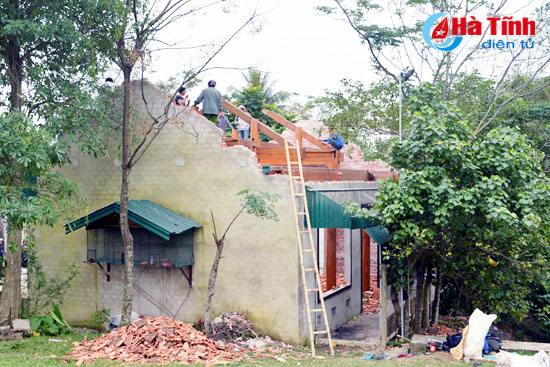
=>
[174,86,190,107]
[193,80,222,123]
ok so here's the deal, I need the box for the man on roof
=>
[193,80,222,124]
[323,126,344,150]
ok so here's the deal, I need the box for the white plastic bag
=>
[496,351,550,367]
[463,308,497,359]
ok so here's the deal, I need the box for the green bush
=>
[30,302,72,335]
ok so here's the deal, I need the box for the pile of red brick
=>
[362,275,380,314]
[69,316,245,365]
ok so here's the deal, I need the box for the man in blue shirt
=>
[323,126,344,150]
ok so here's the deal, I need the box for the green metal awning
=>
[64,200,202,240]
[363,226,390,245]
[306,187,390,245]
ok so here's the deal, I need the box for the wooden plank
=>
[380,264,388,348]
[325,229,337,291]
[262,109,332,150]
[255,148,337,167]
[257,120,291,146]
[256,148,299,164]
[296,127,303,152]
[222,99,251,123]
[362,231,371,292]
[250,118,260,145]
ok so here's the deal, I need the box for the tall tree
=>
[348,83,550,332]
[0,0,116,322]
[106,0,259,325]
[319,0,550,136]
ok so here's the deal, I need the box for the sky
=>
[145,0,377,101]
[135,0,548,104]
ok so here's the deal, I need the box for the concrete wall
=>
[34,81,303,343]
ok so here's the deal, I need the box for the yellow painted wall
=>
[34,81,303,343]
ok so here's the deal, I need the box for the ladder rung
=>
[304,268,315,272]
[297,212,306,215]
[289,161,300,164]
[302,249,313,253]
[292,176,301,179]
[313,330,328,335]
[299,230,309,234]
[294,193,304,196]
[310,308,323,312]
[308,289,319,292]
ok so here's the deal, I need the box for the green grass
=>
[0,334,494,366]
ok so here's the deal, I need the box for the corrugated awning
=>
[64,200,202,240]
[306,187,390,245]
[363,226,390,246]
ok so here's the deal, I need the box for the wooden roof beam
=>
[262,109,333,151]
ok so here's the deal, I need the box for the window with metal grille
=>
[86,227,193,268]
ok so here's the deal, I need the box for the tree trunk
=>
[403,287,410,337]
[7,0,22,112]
[390,285,401,333]
[1,0,24,325]
[204,240,224,335]
[413,260,426,333]
[431,270,442,325]
[0,223,22,324]
[120,67,134,326]
[422,266,433,328]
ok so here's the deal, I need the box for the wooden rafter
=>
[262,109,333,150]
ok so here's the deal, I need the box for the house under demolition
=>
[34,81,392,344]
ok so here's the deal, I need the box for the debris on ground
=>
[69,316,246,365]
[69,315,311,365]
[363,351,391,360]
[362,275,380,314]
[0,319,31,341]
[106,312,140,331]
[0,325,23,341]
[210,312,255,341]
[422,316,468,336]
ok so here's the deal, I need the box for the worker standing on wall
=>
[217,110,235,137]
[193,80,222,124]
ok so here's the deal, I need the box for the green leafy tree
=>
[227,69,294,135]
[229,69,292,106]
[319,0,550,136]
[315,77,405,159]
[0,0,117,321]
[204,189,279,335]
[348,83,550,333]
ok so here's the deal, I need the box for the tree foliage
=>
[227,69,295,136]
[0,114,81,230]
[319,0,550,135]
[349,83,550,326]
[0,0,119,321]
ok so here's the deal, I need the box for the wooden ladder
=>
[284,139,334,357]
